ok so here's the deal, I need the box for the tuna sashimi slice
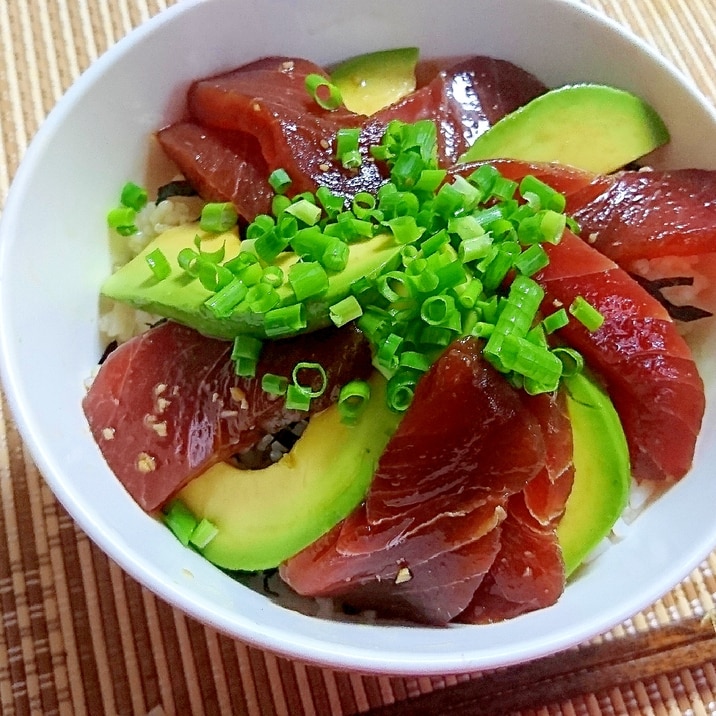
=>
[535,230,705,482]
[369,57,547,167]
[522,390,575,526]
[83,322,372,511]
[568,168,716,265]
[188,56,384,198]
[458,493,565,623]
[364,337,545,529]
[156,122,273,221]
[281,338,572,625]
[280,499,505,624]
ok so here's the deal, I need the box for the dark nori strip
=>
[155,179,199,204]
[98,340,118,364]
[630,273,713,322]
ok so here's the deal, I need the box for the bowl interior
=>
[2,0,716,674]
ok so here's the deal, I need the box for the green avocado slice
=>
[176,373,400,571]
[459,84,669,173]
[101,223,402,340]
[330,47,419,116]
[558,371,631,576]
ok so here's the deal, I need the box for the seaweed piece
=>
[155,179,199,204]
[630,274,713,322]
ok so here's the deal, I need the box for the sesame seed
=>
[320,139,330,150]
[395,567,412,584]
[101,427,115,441]
[319,163,330,172]
[154,383,167,396]
[156,397,171,413]
[152,422,168,437]
[136,453,156,473]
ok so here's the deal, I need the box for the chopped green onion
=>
[569,296,605,331]
[329,295,363,327]
[268,168,292,194]
[246,283,281,313]
[285,383,312,411]
[376,332,404,370]
[190,518,219,549]
[264,304,307,338]
[232,334,262,361]
[455,278,483,309]
[553,347,584,376]
[291,361,327,398]
[200,202,238,233]
[542,308,569,334]
[234,357,258,378]
[321,238,350,272]
[120,181,148,211]
[204,278,247,318]
[163,500,198,547]
[145,247,171,280]
[288,261,329,301]
[261,265,284,287]
[514,243,549,276]
[285,198,322,226]
[398,350,431,372]
[107,205,136,232]
[305,73,342,110]
[336,127,362,169]
[255,230,289,264]
[386,370,418,412]
[338,380,371,424]
[519,175,567,213]
[261,373,289,396]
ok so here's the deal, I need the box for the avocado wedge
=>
[459,84,669,173]
[175,373,400,571]
[330,47,419,116]
[101,222,402,340]
[557,371,631,576]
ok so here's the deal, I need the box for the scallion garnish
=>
[261,373,289,396]
[569,296,605,331]
[145,247,171,281]
[163,500,198,547]
[329,295,363,327]
[200,202,239,233]
[120,181,148,212]
[305,73,342,111]
[292,361,328,398]
[338,380,371,424]
[189,518,219,549]
[268,168,292,194]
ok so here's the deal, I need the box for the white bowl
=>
[2,0,716,675]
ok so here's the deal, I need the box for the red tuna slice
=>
[522,389,575,526]
[534,230,705,482]
[180,56,545,214]
[364,337,545,529]
[368,57,547,168]
[280,499,505,625]
[83,322,371,512]
[156,122,273,222]
[450,159,598,199]
[458,493,565,623]
[567,169,716,265]
[187,56,384,198]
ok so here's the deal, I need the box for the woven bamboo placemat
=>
[2,1,716,714]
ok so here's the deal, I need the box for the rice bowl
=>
[1,0,716,674]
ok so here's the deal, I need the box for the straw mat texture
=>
[2,1,716,714]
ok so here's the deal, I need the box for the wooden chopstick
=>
[362,616,716,715]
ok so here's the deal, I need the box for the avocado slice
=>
[459,84,669,173]
[557,371,631,576]
[176,373,400,571]
[330,47,419,116]
[101,222,402,339]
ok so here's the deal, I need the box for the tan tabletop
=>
[2,1,716,714]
